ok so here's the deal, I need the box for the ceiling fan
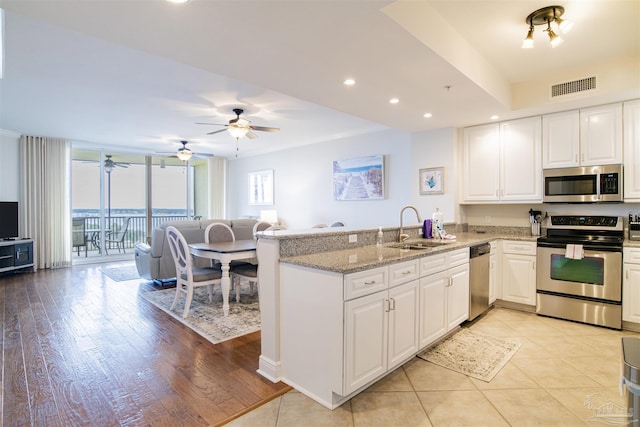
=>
[156,140,212,161]
[103,155,130,173]
[197,108,280,140]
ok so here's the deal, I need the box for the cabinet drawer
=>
[448,248,470,267]
[624,247,640,265]
[420,253,447,277]
[345,266,388,300]
[389,259,419,288]
[502,240,536,255]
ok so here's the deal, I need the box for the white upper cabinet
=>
[543,103,623,168]
[542,110,580,168]
[623,99,640,200]
[462,117,542,203]
[462,123,500,202]
[500,117,542,202]
[580,103,623,166]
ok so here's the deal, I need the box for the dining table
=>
[188,240,257,315]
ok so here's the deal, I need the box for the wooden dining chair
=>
[166,226,222,318]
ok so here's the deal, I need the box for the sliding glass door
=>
[71,149,198,262]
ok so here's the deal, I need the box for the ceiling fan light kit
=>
[176,140,193,161]
[103,154,130,173]
[197,108,280,147]
[522,5,573,49]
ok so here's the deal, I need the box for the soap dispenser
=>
[376,227,384,246]
[432,208,443,238]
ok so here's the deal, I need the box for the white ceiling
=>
[0,0,638,159]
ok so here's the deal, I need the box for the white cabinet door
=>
[344,291,388,394]
[462,123,500,202]
[447,263,470,330]
[624,100,640,200]
[418,271,447,348]
[501,253,536,305]
[543,110,580,168]
[500,117,542,202]
[387,281,419,369]
[623,262,640,324]
[580,103,623,166]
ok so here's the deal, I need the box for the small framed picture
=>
[248,169,274,205]
[419,167,444,195]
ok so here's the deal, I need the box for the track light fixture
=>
[522,5,573,49]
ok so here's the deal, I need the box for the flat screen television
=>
[0,202,19,240]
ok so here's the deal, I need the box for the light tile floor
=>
[227,307,640,426]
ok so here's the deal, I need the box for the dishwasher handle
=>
[470,243,491,258]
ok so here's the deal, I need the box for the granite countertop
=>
[625,239,640,248]
[280,232,535,274]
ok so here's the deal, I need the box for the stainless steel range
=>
[536,215,624,329]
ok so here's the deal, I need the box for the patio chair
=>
[105,217,132,255]
[72,218,88,257]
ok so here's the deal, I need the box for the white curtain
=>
[208,157,226,218]
[19,135,72,269]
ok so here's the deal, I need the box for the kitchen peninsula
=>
[255,226,534,409]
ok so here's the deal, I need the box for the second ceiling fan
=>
[197,108,280,140]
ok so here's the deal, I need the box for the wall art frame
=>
[333,155,384,201]
[419,167,444,195]
[248,169,274,205]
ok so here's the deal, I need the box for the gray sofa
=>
[134,218,258,282]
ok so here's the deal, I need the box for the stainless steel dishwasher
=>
[469,242,491,321]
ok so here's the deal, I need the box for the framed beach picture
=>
[333,155,384,201]
[248,169,274,205]
[419,167,444,195]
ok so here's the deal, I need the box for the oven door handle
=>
[536,241,622,253]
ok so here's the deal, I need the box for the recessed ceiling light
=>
[490,115,500,120]
[343,79,356,86]
[165,0,190,3]
[423,113,433,118]
[389,98,399,104]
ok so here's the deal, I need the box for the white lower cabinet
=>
[489,241,497,304]
[279,248,469,409]
[501,241,537,306]
[623,248,640,325]
[344,280,418,394]
[418,248,470,348]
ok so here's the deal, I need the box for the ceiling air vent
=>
[551,76,596,97]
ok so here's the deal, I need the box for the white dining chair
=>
[166,226,222,318]
[252,221,272,238]
[204,222,235,244]
[230,224,285,302]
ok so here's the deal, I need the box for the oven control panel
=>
[550,215,620,227]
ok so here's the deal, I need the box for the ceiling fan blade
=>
[250,125,280,133]
[246,131,258,140]
[196,122,226,126]
[207,128,228,136]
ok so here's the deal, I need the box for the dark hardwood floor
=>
[0,263,290,426]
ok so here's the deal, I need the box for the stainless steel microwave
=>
[543,164,623,203]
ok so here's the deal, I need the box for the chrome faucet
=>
[398,205,422,242]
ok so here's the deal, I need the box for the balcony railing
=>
[73,215,189,256]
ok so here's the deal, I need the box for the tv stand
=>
[0,239,34,274]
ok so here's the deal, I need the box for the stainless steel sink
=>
[388,241,452,250]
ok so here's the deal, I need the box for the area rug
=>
[140,286,260,344]
[101,264,141,282]
[417,328,520,382]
